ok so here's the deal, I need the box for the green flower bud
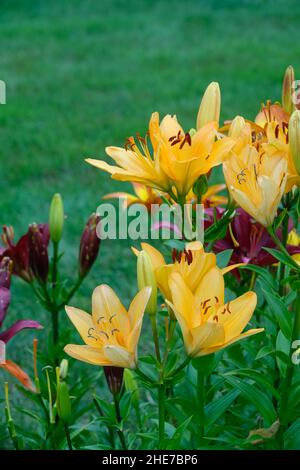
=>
[282,65,295,115]
[56,381,72,423]
[59,359,69,380]
[49,193,64,243]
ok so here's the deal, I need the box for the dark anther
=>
[87,327,98,340]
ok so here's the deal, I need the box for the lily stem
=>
[197,369,206,446]
[64,423,73,450]
[158,383,165,448]
[113,393,127,450]
[150,315,161,363]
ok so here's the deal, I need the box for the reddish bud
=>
[78,213,100,277]
[28,224,49,283]
[103,366,124,395]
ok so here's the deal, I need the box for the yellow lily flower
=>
[166,272,263,357]
[64,285,151,369]
[254,101,300,191]
[223,137,287,227]
[86,85,234,198]
[132,241,242,302]
[103,183,164,211]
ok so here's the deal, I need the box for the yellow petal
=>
[217,291,257,342]
[104,345,135,369]
[64,344,111,366]
[127,287,152,351]
[194,267,225,311]
[92,285,130,335]
[191,322,225,356]
[168,273,197,328]
[197,328,264,356]
[65,306,95,346]
[140,242,166,269]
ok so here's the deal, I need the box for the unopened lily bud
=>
[79,213,101,277]
[196,82,221,129]
[289,110,300,176]
[124,369,139,408]
[137,250,157,316]
[104,366,124,395]
[49,194,64,243]
[59,359,69,380]
[28,223,49,283]
[56,381,72,423]
[282,65,295,115]
[228,116,246,139]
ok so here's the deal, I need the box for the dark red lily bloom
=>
[211,208,300,267]
[0,224,50,282]
[78,213,101,277]
[0,257,42,389]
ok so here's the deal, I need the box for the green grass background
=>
[1,0,300,433]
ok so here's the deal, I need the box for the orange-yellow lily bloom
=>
[223,122,288,227]
[64,285,151,369]
[166,271,263,357]
[86,85,234,198]
[132,241,242,302]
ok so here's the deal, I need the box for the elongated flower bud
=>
[137,250,157,316]
[28,224,49,283]
[228,115,246,138]
[282,65,295,115]
[104,366,124,395]
[289,110,300,176]
[79,213,101,277]
[59,359,69,380]
[49,194,64,243]
[56,381,72,423]
[196,82,221,129]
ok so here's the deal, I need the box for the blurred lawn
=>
[1,0,300,412]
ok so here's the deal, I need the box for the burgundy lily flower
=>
[211,208,300,267]
[0,258,43,389]
[0,224,50,282]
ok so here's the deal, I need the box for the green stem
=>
[51,309,59,347]
[52,241,59,294]
[64,423,73,450]
[113,393,127,450]
[150,315,161,363]
[58,276,84,309]
[158,384,165,447]
[278,288,300,445]
[197,369,206,445]
[278,215,289,296]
